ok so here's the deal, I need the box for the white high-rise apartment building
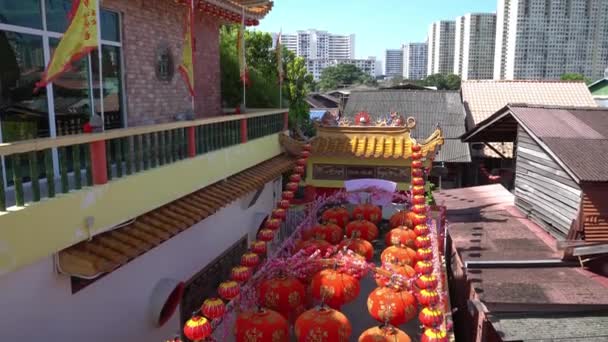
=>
[403,42,428,80]
[385,49,404,77]
[276,29,355,60]
[454,13,496,80]
[494,0,608,80]
[427,20,456,75]
[306,58,376,81]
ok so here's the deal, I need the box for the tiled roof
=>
[58,155,295,278]
[462,81,597,158]
[343,90,470,162]
[312,126,444,160]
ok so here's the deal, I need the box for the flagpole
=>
[95,0,105,131]
[278,29,282,109]
[241,6,246,110]
[190,0,195,115]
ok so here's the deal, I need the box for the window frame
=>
[0,1,126,188]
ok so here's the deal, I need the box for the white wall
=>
[0,179,281,341]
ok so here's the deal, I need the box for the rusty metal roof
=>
[58,155,294,278]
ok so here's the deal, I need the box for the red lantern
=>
[375,264,416,287]
[359,325,412,342]
[265,218,281,231]
[412,185,425,196]
[235,308,289,342]
[241,252,261,268]
[352,203,382,224]
[286,182,299,191]
[294,239,333,256]
[183,316,212,341]
[412,195,426,205]
[311,269,360,309]
[218,280,240,300]
[296,158,307,166]
[412,160,423,169]
[412,204,427,214]
[201,298,225,320]
[389,211,417,229]
[412,169,423,177]
[231,266,252,283]
[416,248,433,261]
[311,222,343,245]
[414,224,430,236]
[411,144,421,152]
[415,260,434,275]
[412,151,422,160]
[300,150,310,158]
[367,287,417,325]
[339,238,374,261]
[272,208,287,221]
[345,220,379,241]
[419,307,444,328]
[290,174,302,183]
[278,199,290,209]
[293,165,305,175]
[416,274,439,290]
[295,306,352,342]
[412,177,425,186]
[381,245,416,267]
[303,143,312,151]
[258,228,275,242]
[282,191,294,200]
[259,275,306,321]
[415,235,431,248]
[420,328,448,342]
[321,207,350,228]
[251,240,267,256]
[385,227,417,248]
[418,289,440,306]
[413,214,427,225]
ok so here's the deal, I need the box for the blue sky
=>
[256,0,496,63]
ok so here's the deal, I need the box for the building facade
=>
[276,29,355,60]
[454,13,496,80]
[306,58,376,80]
[403,42,428,80]
[427,20,456,75]
[494,0,608,80]
[385,49,404,78]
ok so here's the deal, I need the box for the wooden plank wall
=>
[514,126,582,238]
[581,183,608,242]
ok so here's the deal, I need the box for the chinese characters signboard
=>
[313,164,411,183]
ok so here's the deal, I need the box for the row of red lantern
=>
[410,144,448,342]
[182,144,311,341]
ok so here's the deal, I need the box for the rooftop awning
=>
[58,155,294,278]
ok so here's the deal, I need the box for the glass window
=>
[90,45,124,130]
[46,0,120,42]
[0,0,43,29]
[49,37,92,136]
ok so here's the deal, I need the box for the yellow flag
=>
[178,0,195,97]
[36,0,99,90]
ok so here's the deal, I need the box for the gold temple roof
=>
[311,126,444,160]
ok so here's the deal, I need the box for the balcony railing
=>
[0,109,288,212]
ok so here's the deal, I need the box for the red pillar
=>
[90,140,108,185]
[240,118,248,143]
[187,126,196,157]
[283,111,289,131]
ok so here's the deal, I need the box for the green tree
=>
[318,64,376,91]
[422,73,461,90]
[560,72,591,84]
[285,56,314,138]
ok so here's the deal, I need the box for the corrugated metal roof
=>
[492,313,608,342]
[543,138,608,183]
[344,90,470,163]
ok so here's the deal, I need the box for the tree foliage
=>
[285,57,314,137]
[560,72,591,84]
[422,73,461,90]
[318,64,377,91]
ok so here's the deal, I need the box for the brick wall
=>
[104,0,222,126]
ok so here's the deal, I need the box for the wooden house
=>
[462,104,608,244]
